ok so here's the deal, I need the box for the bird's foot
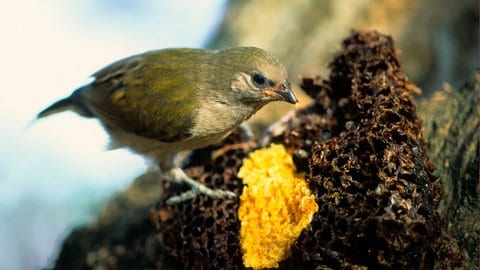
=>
[166,168,236,205]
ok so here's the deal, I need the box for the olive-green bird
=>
[37,47,298,204]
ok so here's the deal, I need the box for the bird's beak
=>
[264,82,298,104]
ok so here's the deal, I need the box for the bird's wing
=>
[81,50,205,142]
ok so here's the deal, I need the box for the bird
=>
[37,47,298,204]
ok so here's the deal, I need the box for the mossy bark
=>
[418,73,480,269]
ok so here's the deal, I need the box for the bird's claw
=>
[166,168,237,205]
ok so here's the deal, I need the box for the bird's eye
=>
[251,73,270,89]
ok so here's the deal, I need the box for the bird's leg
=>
[166,167,237,205]
[164,124,253,205]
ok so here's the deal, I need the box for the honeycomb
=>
[151,30,463,269]
[152,130,254,269]
[274,30,463,269]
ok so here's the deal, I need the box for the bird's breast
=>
[190,101,256,139]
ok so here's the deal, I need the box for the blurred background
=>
[1,0,477,269]
[1,1,226,269]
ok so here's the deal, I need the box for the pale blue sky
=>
[0,1,226,269]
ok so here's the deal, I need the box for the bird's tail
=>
[37,87,93,119]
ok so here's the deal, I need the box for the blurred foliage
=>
[209,0,477,94]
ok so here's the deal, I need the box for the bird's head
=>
[210,47,298,108]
